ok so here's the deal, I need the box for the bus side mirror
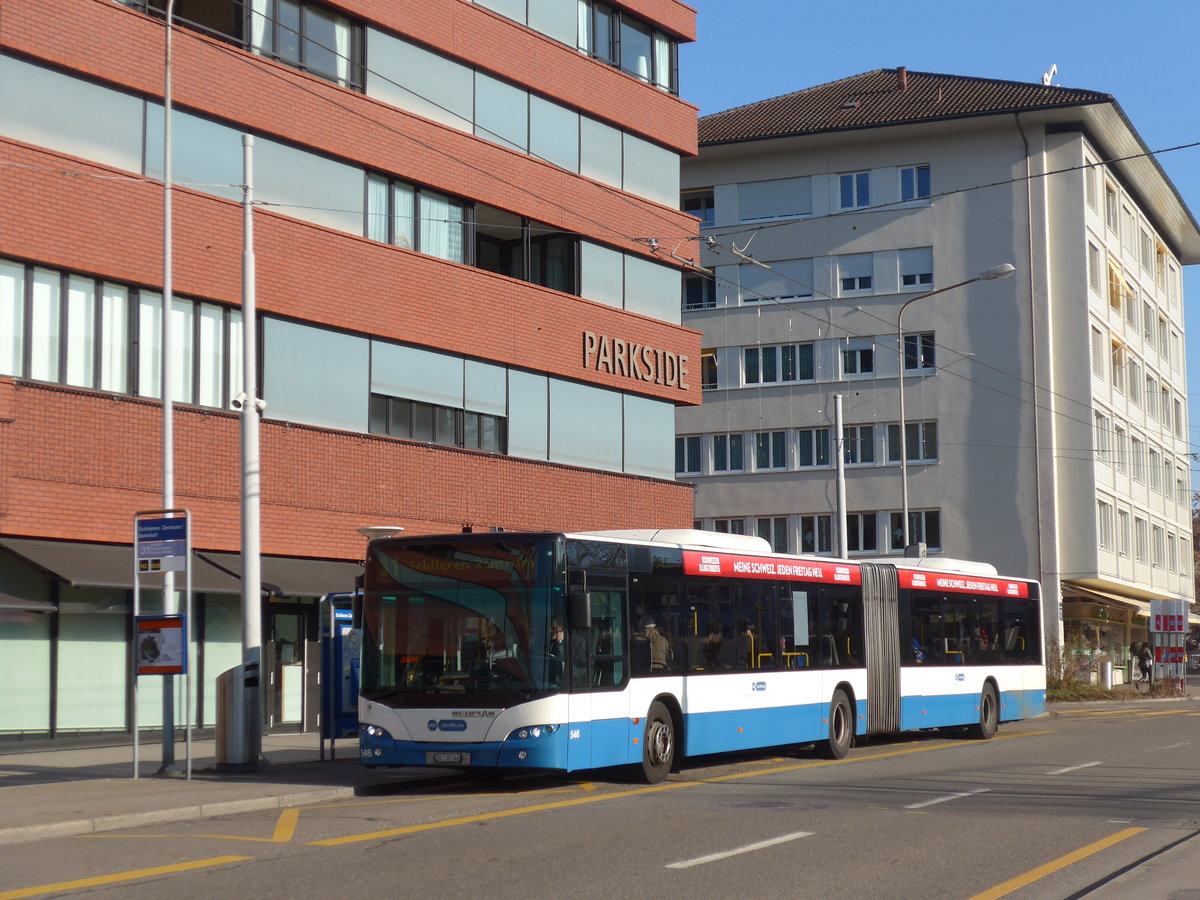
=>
[569,590,591,629]
[351,587,363,630]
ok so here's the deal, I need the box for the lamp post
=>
[896,263,1015,550]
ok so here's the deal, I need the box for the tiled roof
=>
[699,68,1113,145]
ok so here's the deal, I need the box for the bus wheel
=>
[969,681,998,739]
[640,701,675,783]
[968,683,999,740]
[821,689,854,759]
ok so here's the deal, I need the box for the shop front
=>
[0,539,359,742]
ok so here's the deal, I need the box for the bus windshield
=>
[361,537,565,708]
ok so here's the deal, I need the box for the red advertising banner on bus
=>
[683,551,861,585]
[898,569,1030,598]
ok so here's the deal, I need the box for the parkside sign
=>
[583,331,689,390]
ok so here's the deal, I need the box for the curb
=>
[0,786,361,848]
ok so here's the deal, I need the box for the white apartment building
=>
[678,68,1200,664]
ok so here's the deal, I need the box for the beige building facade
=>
[678,69,1200,672]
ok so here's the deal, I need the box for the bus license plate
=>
[428,751,468,765]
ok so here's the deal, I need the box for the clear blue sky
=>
[678,0,1200,485]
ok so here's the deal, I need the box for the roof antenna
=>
[1041,64,1058,86]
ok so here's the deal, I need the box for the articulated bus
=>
[358,529,1044,782]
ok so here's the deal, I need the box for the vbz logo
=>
[751,681,766,692]
[955,673,965,682]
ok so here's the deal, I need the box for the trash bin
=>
[1101,660,1113,690]
[216,663,261,774]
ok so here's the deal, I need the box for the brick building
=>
[0,0,698,737]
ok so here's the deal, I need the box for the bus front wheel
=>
[968,683,999,740]
[821,688,854,759]
[640,701,675,783]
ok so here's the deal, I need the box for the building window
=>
[1084,158,1098,210]
[900,165,931,201]
[681,189,715,227]
[754,431,787,470]
[1110,342,1126,394]
[713,433,744,472]
[899,248,933,288]
[1134,517,1149,562]
[1094,412,1111,463]
[840,171,870,209]
[369,394,506,452]
[838,254,873,294]
[1097,500,1114,550]
[1142,300,1154,344]
[1107,262,1123,313]
[1140,229,1154,274]
[0,258,242,410]
[843,425,875,465]
[842,345,874,376]
[1090,327,1105,380]
[797,427,830,468]
[889,510,941,551]
[577,1,678,93]
[675,435,701,475]
[903,332,935,371]
[1145,376,1158,421]
[701,352,718,390]
[260,0,362,88]
[799,514,832,554]
[1148,448,1161,493]
[1104,183,1119,234]
[1151,525,1165,568]
[1117,509,1130,558]
[1121,205,1136,249]
[744,344,814,384]
[758,517,788,553]
[846,513,877,553]
[737,178,812,222]
[714,518,746,535]
[1087,243,1102,294]
[366,174,465,263]
[1123,283,1137,327]
[126,0,366,89]
[1126,358,1141,404]
[887,421,938,463]
[683,274,716,310]
[1114,425,1126,472]
[1130,437,1145,483]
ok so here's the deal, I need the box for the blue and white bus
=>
[358,529,1044,782]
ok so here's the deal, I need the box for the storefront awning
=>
[0,590,56,612]
[1062,583,1152,616]
[194,552,360,598]
[0,538,360,598]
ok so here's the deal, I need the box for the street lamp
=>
[896,263,1015,550]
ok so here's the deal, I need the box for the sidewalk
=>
[0,731,452,847]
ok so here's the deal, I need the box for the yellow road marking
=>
[966,827,1146,900]
[311,731,1046,847]
[270,808,298,843]
[1134,710,1192,717]
[0,856,252,900]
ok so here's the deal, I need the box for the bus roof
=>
[574,529,772,554]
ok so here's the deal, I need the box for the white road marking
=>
[665,831,814,869]
[904,787,989,809]
[1046,761,1102,775]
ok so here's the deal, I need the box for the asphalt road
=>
[2,703,1198,900]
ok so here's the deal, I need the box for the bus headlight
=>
[362,724,392,740]
[509,724,559,740]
